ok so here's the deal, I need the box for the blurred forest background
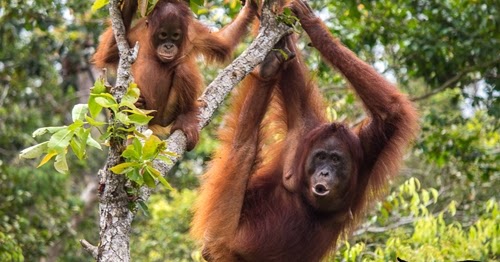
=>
[0,0,498,261]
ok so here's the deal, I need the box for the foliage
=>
[131,189,199,261]
[0,232,24,262]
[0,164,93,261]
[18,78,177,191]
[332,178,499,261]
[0,0,498,260]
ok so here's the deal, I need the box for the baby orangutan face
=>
[152,18,183,62]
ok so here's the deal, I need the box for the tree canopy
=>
[0,0,498,261]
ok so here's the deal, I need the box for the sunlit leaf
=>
[48,128,75,152]
[70,139,85,160]
[91,78,107,94]
[122,82,140,105]
[157,175,173,190]
[89,94,104,119]
[128,113,153,125]
[32,126,67,137]
[92,0,109,12]
[157,154,174,165]
[68,120,85,131]
[72,104,88,122]
[54,151,69,173]
[145,164,161,177]
[86,135,102,150]
[132,137,143,154]
[143,168,156,188]
[122,107,156,115]
[19,142,49,159]
[122,145,141,161]
[110,162,138,174]
[38,151,58,168]
[95,96,117,109]
[127,168,144,185]
[115,112,131,125]
[143,135,163,159]
[85,115,107,127]
[190,1,200,14]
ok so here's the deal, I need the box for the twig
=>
[353,216,415,236]
[80,239,98,259]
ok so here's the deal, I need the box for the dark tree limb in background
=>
[81,0,292,261]
[411,57,500,102]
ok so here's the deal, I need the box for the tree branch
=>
[411,57,500,102]
[353,216,415,236]
[81,0,139,261]
[80,239,98,259]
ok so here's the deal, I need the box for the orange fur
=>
[192,0,419,260]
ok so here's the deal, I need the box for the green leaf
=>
[190,2,200,14]
[448,200,457,216]
[122,82,140,105]
[157,154,174,165]
[48,128,75,152]
[157,174,173,190]
[115,112,131,125]
[68,120,85,131]
[110,162,138,174]
[54,151,69,173]
[122,146,141,161]
[32,126,67,137]
[19,142,49,159]
[72,104,89,122]
[85,115,107,127]
[132,137,143,154]
[128,113,153,125]
[91,78,107,94]
[137,201,151,217]
[86,136,102,150]
[145,164,161,177]
[127,168,143,185]
[430,188,439,203]
[143,168,156,188]
[38,151,57,168]
[88,94,104,119]
[192,0,204,6]
[143,135,163,159]
[116,126,137,133]
[70,139,85,160]
[94,94,117,112]
[92,0,109,12]
[122,107,156,115]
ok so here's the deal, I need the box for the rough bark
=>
[81,0,139,261]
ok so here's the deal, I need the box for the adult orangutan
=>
[191,0,419,260]
[93,0,257,150]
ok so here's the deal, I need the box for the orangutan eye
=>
[316,152,327,161]
[159,32,168,39]
[331,154,340,163]
[172,32,181,40]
